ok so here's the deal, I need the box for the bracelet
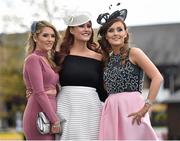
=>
[52,123,60,128]
[145,99,154,106]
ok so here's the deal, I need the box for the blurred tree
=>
[0,43,26,126]
[2,0,63,33]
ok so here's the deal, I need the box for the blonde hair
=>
[25,20,60,71]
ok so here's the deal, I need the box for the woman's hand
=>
[51,121,61,134]
[128,104,151,125]
[26,89,32,99]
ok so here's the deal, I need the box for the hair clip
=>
[31,21,38,33]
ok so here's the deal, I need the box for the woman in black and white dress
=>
[55,11,108,140]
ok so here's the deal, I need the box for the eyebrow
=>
[41,32,55,34]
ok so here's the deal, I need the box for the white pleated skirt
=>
[56,86,102,140]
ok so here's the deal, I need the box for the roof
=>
[129,23,180,65]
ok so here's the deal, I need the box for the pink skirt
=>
[99,92,159,140]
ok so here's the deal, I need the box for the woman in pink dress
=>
[97,8,164,140]
[23,21,61,140]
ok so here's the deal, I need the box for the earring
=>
[69,28,73,34]
[33,37,37,42]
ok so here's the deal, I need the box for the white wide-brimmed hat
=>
[63,10,91,27]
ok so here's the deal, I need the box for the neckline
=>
[34,50,48,57]
[68,54,102,62]
[111,48,130,56]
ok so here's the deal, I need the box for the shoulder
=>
[89,49,103,61]
[24,53,41,64]
[129,47,146,58]
[130,47,144,55]
[88,43,103,61]
[129,47,146,64]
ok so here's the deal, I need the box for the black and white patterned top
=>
[103,49,144,95]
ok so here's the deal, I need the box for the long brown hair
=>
[97,18,129,63]
[55,21,99,70]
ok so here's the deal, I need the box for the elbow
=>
[152,73,164,85]
[160,74,164,83]
[158,73,164,85]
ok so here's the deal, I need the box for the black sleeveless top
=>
[104,49,144,95]
[59,55,108,102]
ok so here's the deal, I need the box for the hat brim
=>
[64,13,91,27]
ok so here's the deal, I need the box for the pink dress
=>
[23,50,59,140]
[99,50,158,140]
[99,92,158,140]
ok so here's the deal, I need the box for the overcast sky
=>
[1,0,180,33]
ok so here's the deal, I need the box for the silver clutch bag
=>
[36,112,50,134]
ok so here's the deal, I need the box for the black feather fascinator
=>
[97,3,127,25]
